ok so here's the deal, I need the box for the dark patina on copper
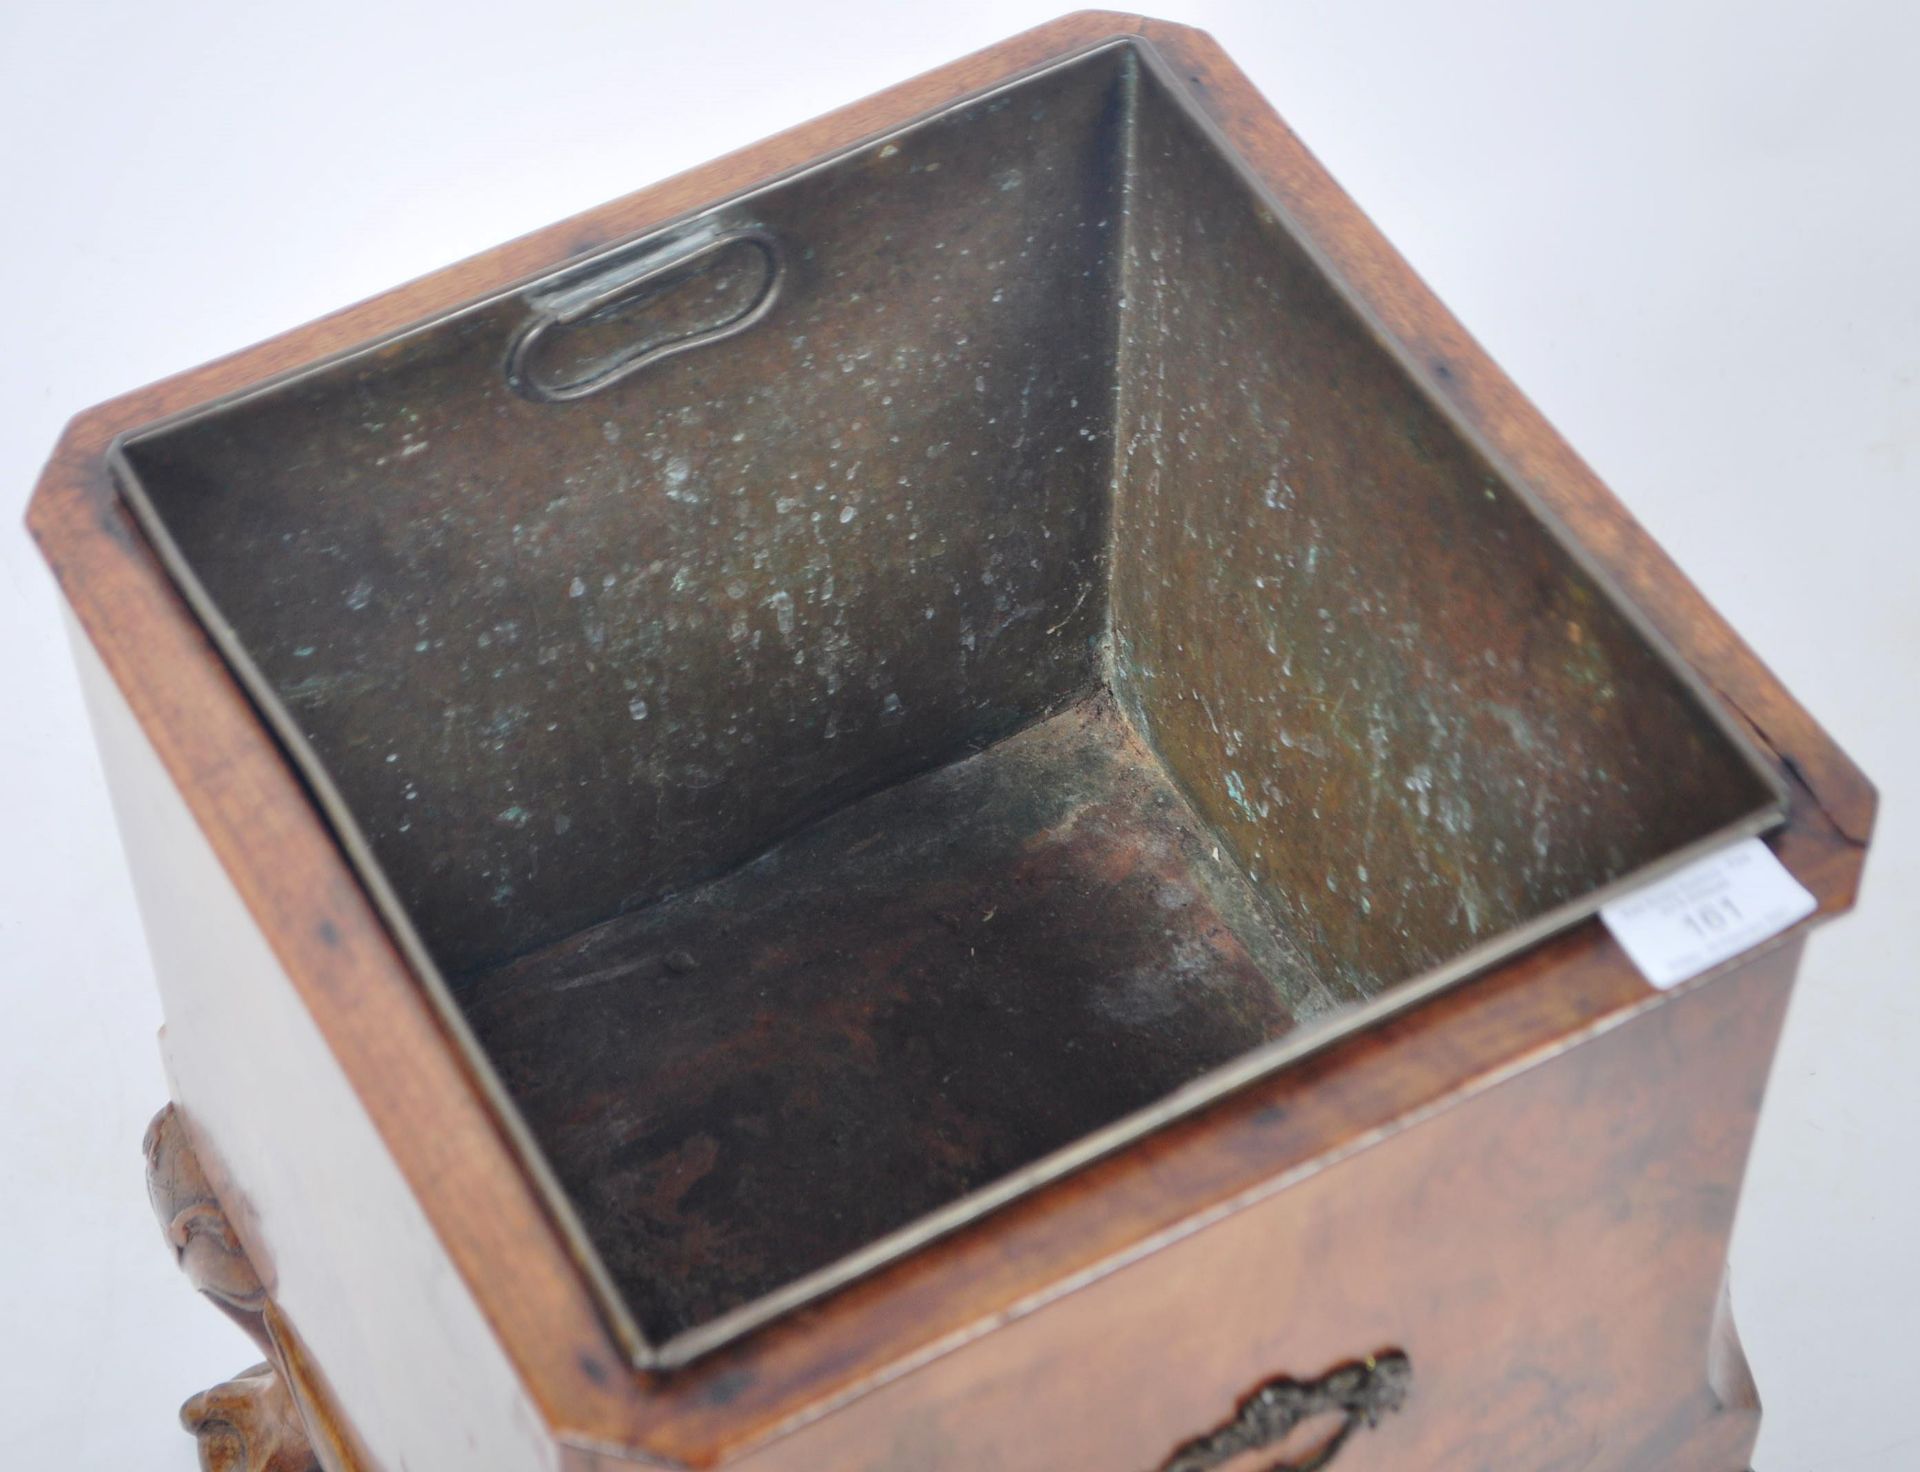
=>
[109,40,1782,1359]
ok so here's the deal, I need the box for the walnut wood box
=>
[29,14,1872,1472]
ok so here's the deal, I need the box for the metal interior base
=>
[462,693,1340,1342]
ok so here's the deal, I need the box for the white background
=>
[1,3,1913,1468]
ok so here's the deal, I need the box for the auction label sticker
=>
[1600,837,1816,990]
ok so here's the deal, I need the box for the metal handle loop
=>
[1155,1352,1411,1472]
[505,225,784,404]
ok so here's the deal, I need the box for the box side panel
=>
[72,620,560,1472]
[723,944,1794,1472]
[118,50,1131,978]
[1106,59,1779,1001]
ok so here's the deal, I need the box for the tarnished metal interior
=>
[114,41,1781,1358]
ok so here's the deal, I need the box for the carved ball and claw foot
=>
[145,1105,321,1472]
[180,1363,318,1472]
